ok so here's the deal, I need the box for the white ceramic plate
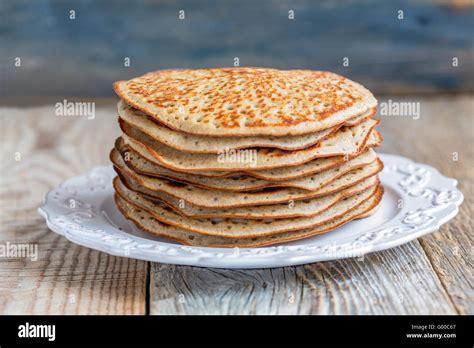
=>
[38,153,463,269]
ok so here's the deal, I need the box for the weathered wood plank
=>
[1,96,471,315]
[378,95,474,314]
[1,1,473,96]
[0,102,148,314]
[149,242,456,314]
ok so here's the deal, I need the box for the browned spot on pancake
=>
[163,180,187,188]
[122,68,365,130]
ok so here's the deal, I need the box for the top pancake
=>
[114,68,377,137]
[117,99,376,153]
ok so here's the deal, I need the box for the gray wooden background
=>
[1,0,473,97]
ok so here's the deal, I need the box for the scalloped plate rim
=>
[37,152,464,269]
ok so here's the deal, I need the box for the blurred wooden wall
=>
[0,0,473,97]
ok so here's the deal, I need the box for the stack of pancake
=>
[111,68,384,248]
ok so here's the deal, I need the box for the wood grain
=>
[0,102,148,314]
[149,242,456,315]
[378,95,474,314]
[0,95,471,315]
[1,1,473,96]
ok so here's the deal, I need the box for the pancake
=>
[247,135,381,181]
[114,185,384,246]
[111,146,378,191]
[120,118,380,172]
[114,68,377,137]
[115,178,380,238]
[112,67,383,248]
[355,203,380,219]
[118,99,376,153]
[115,135,381,181]
[113,174,379,219]
[112,150,384,208]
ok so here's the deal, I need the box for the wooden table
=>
[0,95,472,314]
